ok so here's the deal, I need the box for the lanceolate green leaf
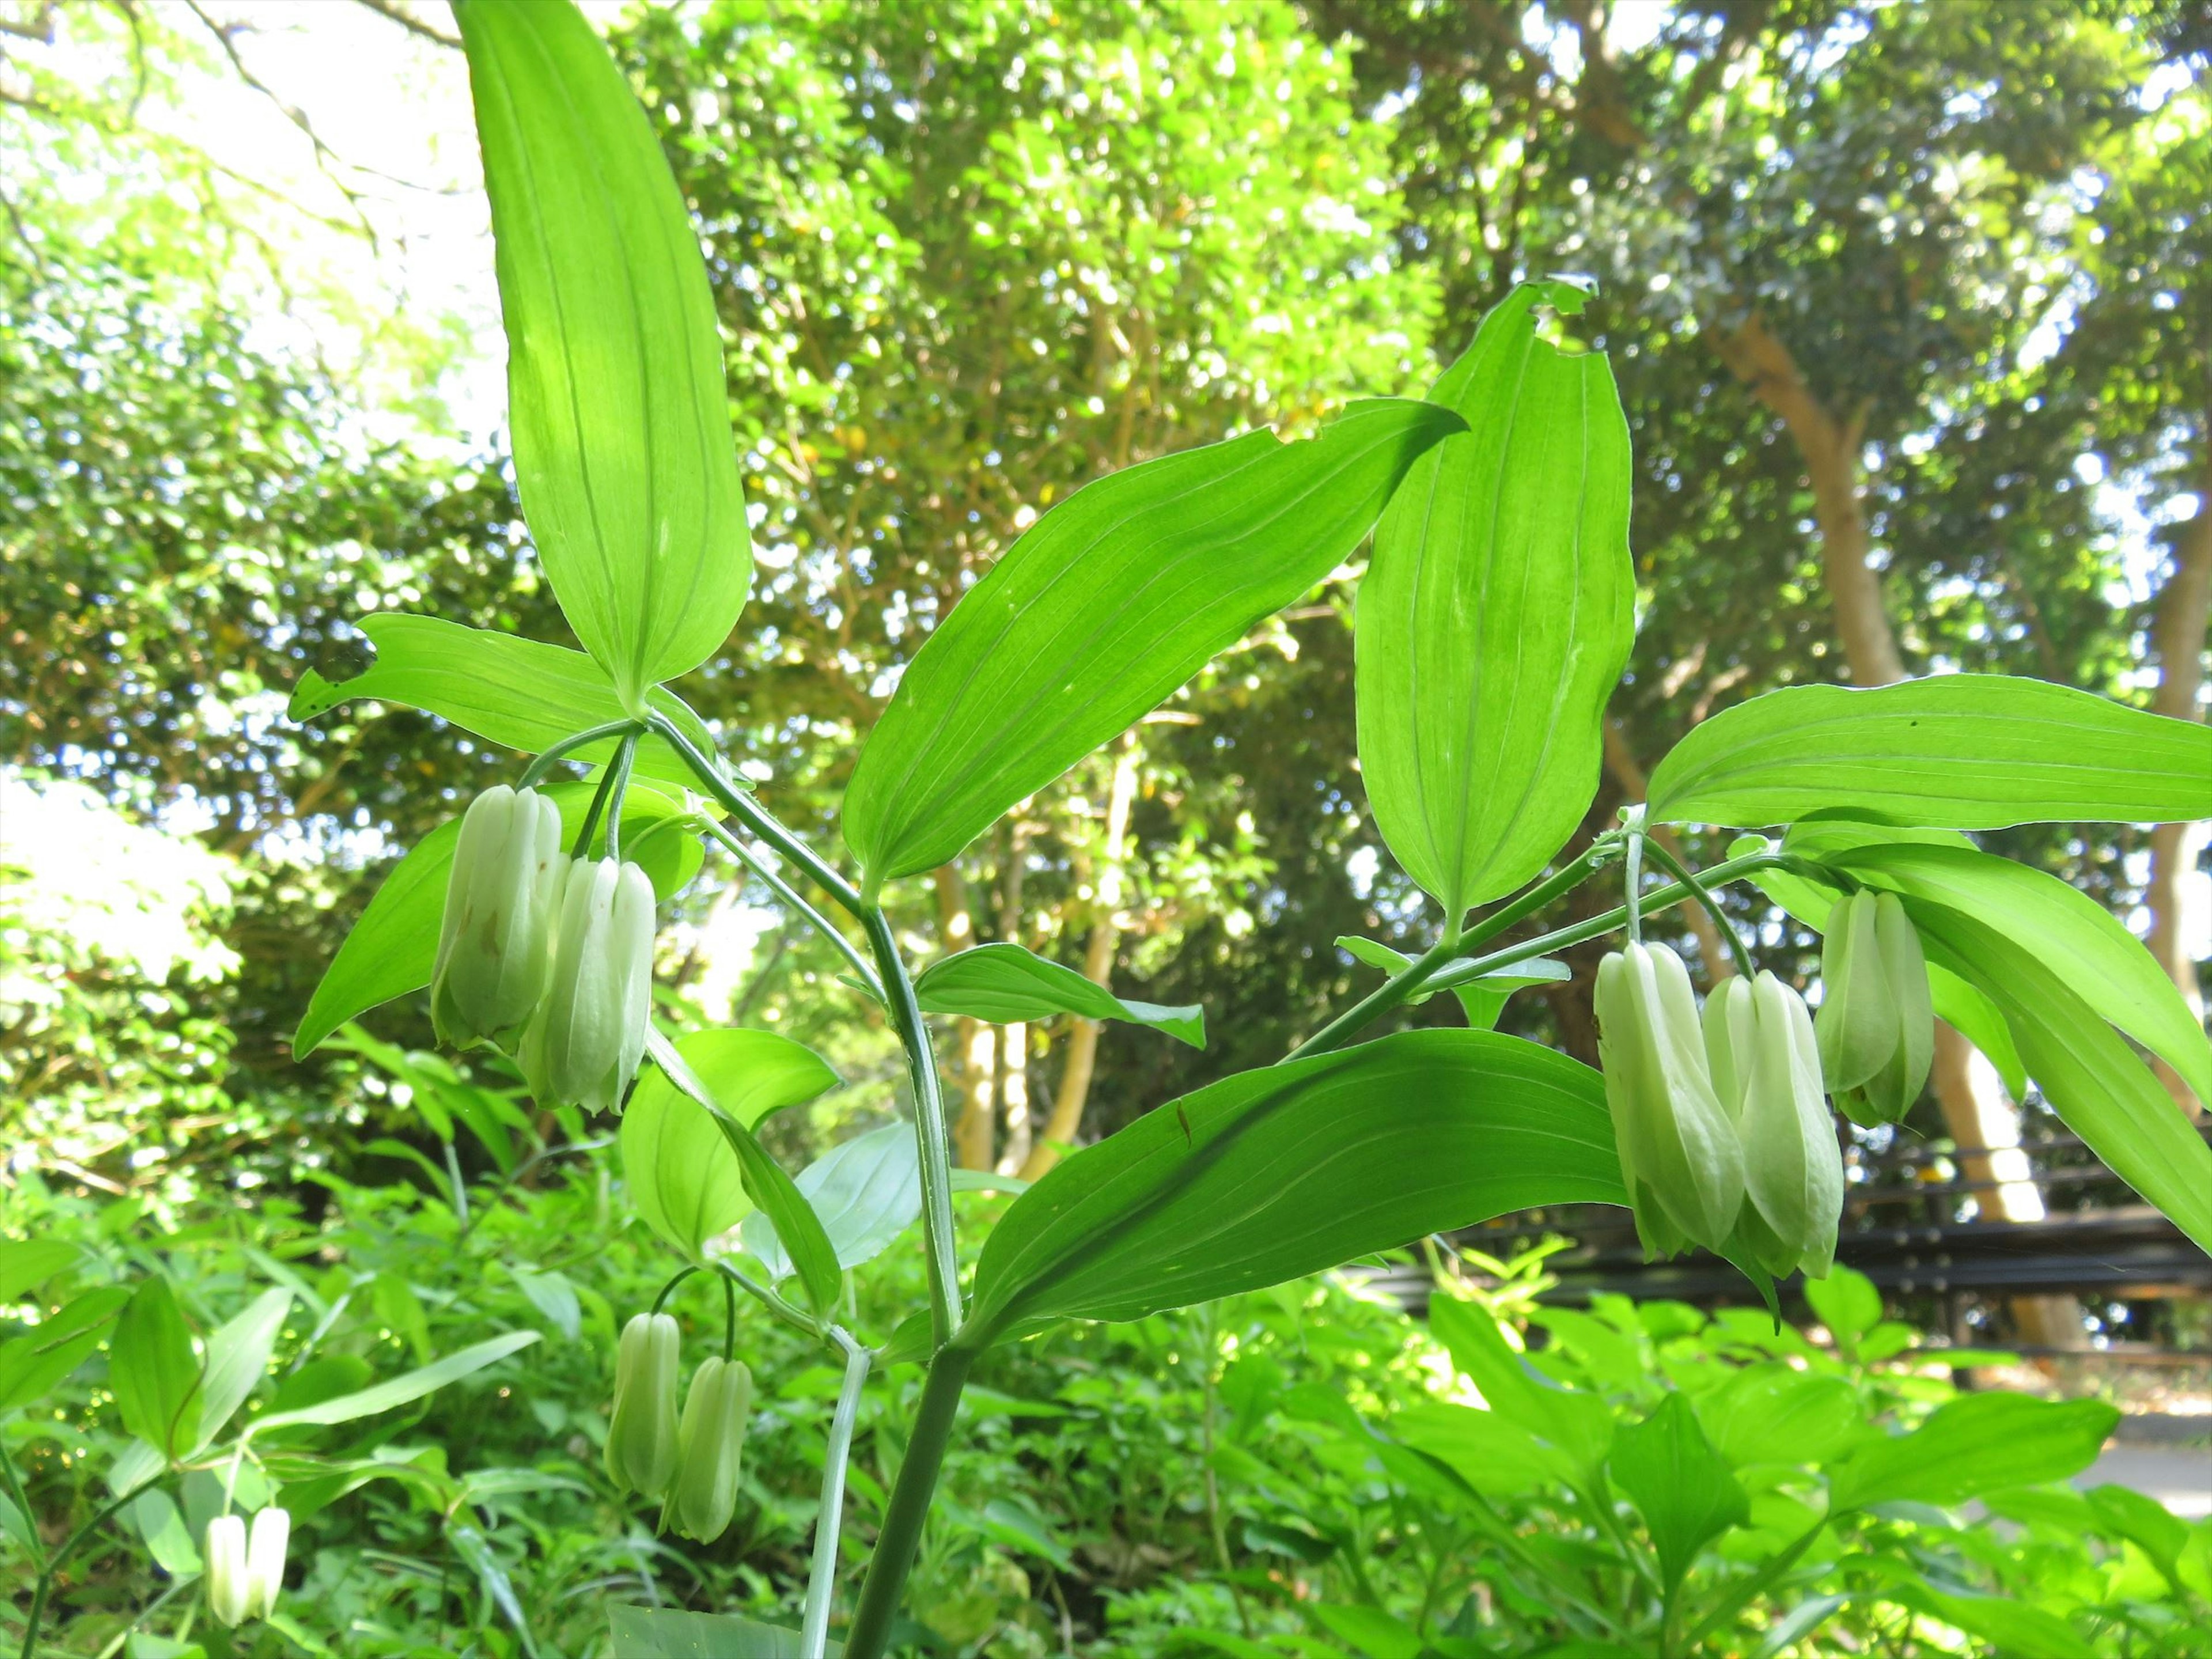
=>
[248,1331,542,1435]
[1835,842,2212,1107]
[1647,676,2212,830]
[607,1605,835,1658]
[1608,1392,1748,1595]
[844,397,1465,883]
[109,1279,202,1460]
[289,615,721,791]
[961,1030,1623,1342]
[457,0,751,709]
[742,1122,922,1279]
[1829,1391,2118,1511]
[293,782,702,1056]
[1908,903,2212,1254]
[915,943,1204,1047]
[1355,279,1634,919]
[188,1288,293,1456]
[0,1287,129,1415]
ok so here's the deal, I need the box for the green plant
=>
[9,2,2210,1654]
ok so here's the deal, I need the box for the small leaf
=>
[844,397,1465,882]
[1310,1603,1425,1659]
[248,1331,541,1435]
[132,1489,203,1578]
[1338,937,1570,1027]
[1647,674,2212,830]
[1694,1365,1862,1469]
[110,1280,202,1461]
[1829,1392,2118,1511]
[1609,1392,1748,1594]
[0,1241,82,1305]
[915,943,1203,1047]
[743,1122,921,1279]
[1427,1297,1612,1478]
[288,615,719,791]
[457,0,751,707]
[189,1289,292,1455]
[294,781,700,1056]
[962,1030,1623,1340]
[1802,1265,1883,1354]
[623,1029,840,1259]
[505,1266,581,1342]
[1357,279,1635,919]
[607,1605,837,1658]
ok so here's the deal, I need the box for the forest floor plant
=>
[41,1,2204,1653]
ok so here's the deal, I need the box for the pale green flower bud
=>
[204,1507,287,1626]
[1816,890,1933,1126]
[520,858,656,1112]
[1594,941,1744,1255]
[607,1312,681,1500]
[431,785,567,1048]
[1705,972,1843,1278]
[664,1356,753,1544]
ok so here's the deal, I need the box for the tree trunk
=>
[995,821,1035,1176]
[2146,463,2212,1120]
[1711,309,2080,1344]
[1603,719,1734,984]
[934,866,998,1171]
[1021,737,1140,1181]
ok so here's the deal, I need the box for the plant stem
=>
[1639,835,1756,978]
[711,1260,823,1344]
[515,718,641,789]
[703,820,882,1001]
[801,1331,873,1659]
[601,732,639,863]
[570,744,625,860]
[19,1480,159,1659]
[649,1266,699,1317]
[645,713,863,916]
[840,1343,976,1659]
[1287,838,1619,1061]
[1677,1518,1825,1649]
[0,1438,43,1571]
[860,905,961,1345]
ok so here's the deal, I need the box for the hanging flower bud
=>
[204,1507,288,1626]
[520,858,656,1112]
[432,785,567,1049]
[1705,973,1843,1278]
[1816,890,1933,1126]
[606,1311,681,1501]
[664,1356,753,1544]
[1594,941,1744,1255]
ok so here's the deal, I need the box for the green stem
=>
[840,1343,976,1659]
[1287,838,1620,1061]
[19,1480,160,1659]
[0,1437,43,1571]
[600,732,639,863]
[515,718,641,790]
[703,820,882,1001]
[801,1330,873,1659]
[861,905,961,1344]
[1677,1518,1825,1650]
[648,1266,699,1317]
[570,745,625,861]
[711,1260,824,1344]
[644,713,863,917]
[1639,835,1756,978]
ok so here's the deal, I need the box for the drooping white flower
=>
[1816,889,1933,1126]
[431,785,567,1049]
[605,1311,681,1501]
[520,858,656,1112]
[204,1506,289,1626]
[664,1356,753,1543]
[1706,972,1843,1278]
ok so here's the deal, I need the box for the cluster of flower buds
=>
[1595,941,1847,1278]
[605,1312,753,1544]
[203,1506,289,1627]
[431,786,657,1111]
[1816,890,1934,1126]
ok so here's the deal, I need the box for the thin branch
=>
[351,0,462,50]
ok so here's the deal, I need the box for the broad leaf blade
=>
[1427,1296,1612,1478]
[915,943,1203,1047]
[0,1287,130,1415]
[189,1288,293,1455]
[743,1122,922,1278]
[293,781,701,1056]
[607,1605,836,1658]
[249,1331,541,1435]
[1357,279,1634,918]
[963,1029,1624,1340]
[1609,1392,1748,1594]
[458,0,751,705]
[109,1279,202,1461]
[289,615,721,791]
[1830,1392,2118,1511]
[1648,675,2212,830]
[1908,902,2212,1254]
[622,1029,839,1260]
[844,397,1465,882]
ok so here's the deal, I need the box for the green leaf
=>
[643,1029,842,1312]
[1427,1296,1612,1478]
[0,1241,81,1305]
[293,780,701,1056]
[1926,961,2028,1104]
[1802,1264,1883,1354]
[1356,279,1634,919]
[1337,937,1570,1028]
[914,942,1204,1047]
[1907,902,2212,1254]
[1609,1392,1748,1595]
[0,1287,129,1415]
[289,615,721,791]
[1394,1399,1578,1496]
[621,1029,838,1260]
[1310,1604,1425,1659]
[607,1605,836,1658]
[247,1331,541,1435]
[1829,1392,2118,1511]
[457,0,751,707]
[844,397,1465,882]
[1694,1365,1862,1469]
[110,1279,202,1461]
[961,1029,1624,1341]
[1834,841,2212,1108]
[188,1289,291,1455]
[1648,675,2212,830]
[131,1489,203,1578]
[1873,1573,2096,1659]
[743,1122,921,1279]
